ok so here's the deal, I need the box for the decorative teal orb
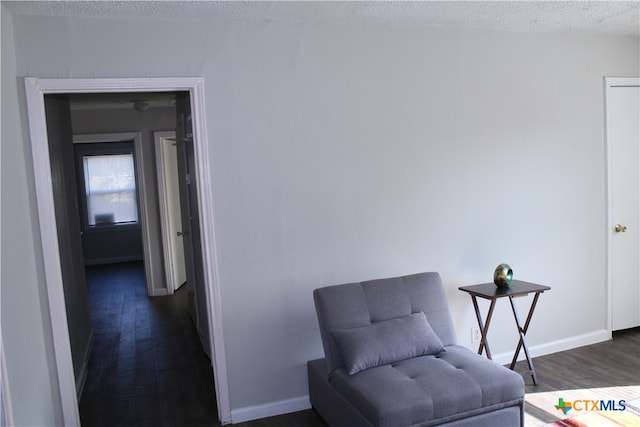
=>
[493,264,513,287]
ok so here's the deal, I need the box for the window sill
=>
[83,223,140,235]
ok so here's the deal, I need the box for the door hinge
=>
[185,174,191,185]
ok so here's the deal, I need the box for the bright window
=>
[82,152,138,226]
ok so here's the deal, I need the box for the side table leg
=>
[471,296,495,360]
[508,293,541,385]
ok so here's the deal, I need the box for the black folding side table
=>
[458,280,550,385]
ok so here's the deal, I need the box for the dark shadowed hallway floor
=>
[79,261,218,427]
[78,261,328,427]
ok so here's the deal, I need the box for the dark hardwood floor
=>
[517,327,640,394]
[79,261,218,427]
[79,262,638,426]
[78,261,327,427]
[516,326,640,425]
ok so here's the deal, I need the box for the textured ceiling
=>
[4,1,640,36]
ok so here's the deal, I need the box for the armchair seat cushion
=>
[329,345,524,427]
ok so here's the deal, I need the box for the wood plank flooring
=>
[79,261,218,427]
[79,262,638,426]
[516,326,640,425]
[517,327,640,394]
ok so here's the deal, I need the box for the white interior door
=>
[155,132,187,292]
[607,79,640,331]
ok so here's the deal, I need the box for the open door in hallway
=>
[175,92,212,359]
[155,131,188,293]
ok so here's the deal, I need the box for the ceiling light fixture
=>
[133,100,150,112]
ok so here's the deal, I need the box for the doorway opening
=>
[24,78,230,425]
[154,130,187,295]
[71,131,151,294]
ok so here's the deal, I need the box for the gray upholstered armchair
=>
[308,272,525,426]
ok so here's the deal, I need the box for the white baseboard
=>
[149,288,169,297]
[491,328,611,366]
[76,330,95,397]
[230,395,310,424]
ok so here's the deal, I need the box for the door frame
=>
[1,332,14,427]
[24,77,230,425]
[604,76,640,334]
[72,132,158,294]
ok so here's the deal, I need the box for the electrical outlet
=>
[471,327,481,343]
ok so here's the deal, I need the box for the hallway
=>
[79,262,217,427]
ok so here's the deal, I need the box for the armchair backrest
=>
[313,272,457,374]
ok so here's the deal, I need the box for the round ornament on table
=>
[493,263,513,287]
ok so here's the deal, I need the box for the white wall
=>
[3,10,639,422]
[1,5,64,425]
